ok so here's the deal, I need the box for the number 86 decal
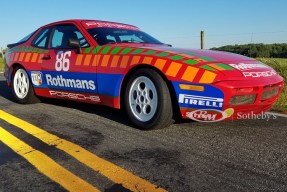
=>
[55,51,71,71]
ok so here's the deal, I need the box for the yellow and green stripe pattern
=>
[8,45,236,84]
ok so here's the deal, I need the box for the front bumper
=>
[175,75,284,121]
[214,79,284,117]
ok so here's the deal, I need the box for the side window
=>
[51,29,64,48]
[106,35,116,43]
[50,25,90,49]
[32,28,52,48]
[75,31,89,48]
[119,34,144,43]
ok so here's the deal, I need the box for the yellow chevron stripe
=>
[31,53,38,63]
[120,56,130,68]
[38,54,44,64]
[111,55,120,68]
[199,71,217,83]
[131,56,141,65]
[19,53,25,62]
[181,66,199,82]
[24,53,32,62]
[14,53,19,62]
[142,57,153,64]
[92,55,101,66]
[166,62,182,77]
[101,55,110,67]
[83,55,92,66]
[154,59,167,70]
[76,54,84,66]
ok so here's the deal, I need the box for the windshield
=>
[87,28,163,45]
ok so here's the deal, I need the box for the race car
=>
[4,19,284,129]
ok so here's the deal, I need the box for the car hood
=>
[103,43,281,83]
[138,45,276,80]
[151,46,255,62]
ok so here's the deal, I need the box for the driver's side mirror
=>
[68,38,81,54]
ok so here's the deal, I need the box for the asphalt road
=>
[0,73,287,192]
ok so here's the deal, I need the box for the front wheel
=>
[124,68,174,130]
[11,67,40,104]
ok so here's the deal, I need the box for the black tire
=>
[124,68,174,130]
[11,67,40,104]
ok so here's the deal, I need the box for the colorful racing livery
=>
[4,20,284,129]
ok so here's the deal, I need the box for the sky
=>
[0,0,286,50]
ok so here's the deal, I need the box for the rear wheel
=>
[124,68,174,130]
[12,67,40,104]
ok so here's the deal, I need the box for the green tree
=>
[211,43,287,58]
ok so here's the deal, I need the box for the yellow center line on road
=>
[0,110,167,192]
[0,127,100,192]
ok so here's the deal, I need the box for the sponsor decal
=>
[49,91,100,103]
[186,108,234,122]
[85,21,139,30]
[31,71,42,86]
[243,70,277,78]
[174,83,225,110]
[179,94,223,109]
[229,63,269,71]
[46,74,96,91]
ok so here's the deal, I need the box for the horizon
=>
[0,0,286,50]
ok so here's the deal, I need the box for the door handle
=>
[42,55,51,60]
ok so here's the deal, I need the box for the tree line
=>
[210,43,287,58]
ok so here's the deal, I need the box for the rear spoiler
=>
[7,42,23,49]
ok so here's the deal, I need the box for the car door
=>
[40,24,98,97]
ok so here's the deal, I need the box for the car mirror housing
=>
[68,38,81,54]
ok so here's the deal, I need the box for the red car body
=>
[4,19,284,127]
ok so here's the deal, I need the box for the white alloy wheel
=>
[13,68,30,99]
[128,76,158,122]
[124,68,173,130]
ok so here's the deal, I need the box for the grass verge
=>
[258,58,287,113]
[0,57,4,72]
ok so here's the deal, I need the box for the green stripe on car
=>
[184,59,198,65]
[120,47,133,54]
[216,63,234,70]
[110,47,122,54]
[200,65,217,71]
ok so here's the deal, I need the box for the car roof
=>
[41,19,138,29]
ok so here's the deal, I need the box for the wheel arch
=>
[120,64,181,120]
[12,63,25,70]
[7,63,26,86]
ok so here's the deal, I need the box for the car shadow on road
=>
[0,79,137,128]
[0,78,189,128]
[0,80,15,102]
[43,98,134,128]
